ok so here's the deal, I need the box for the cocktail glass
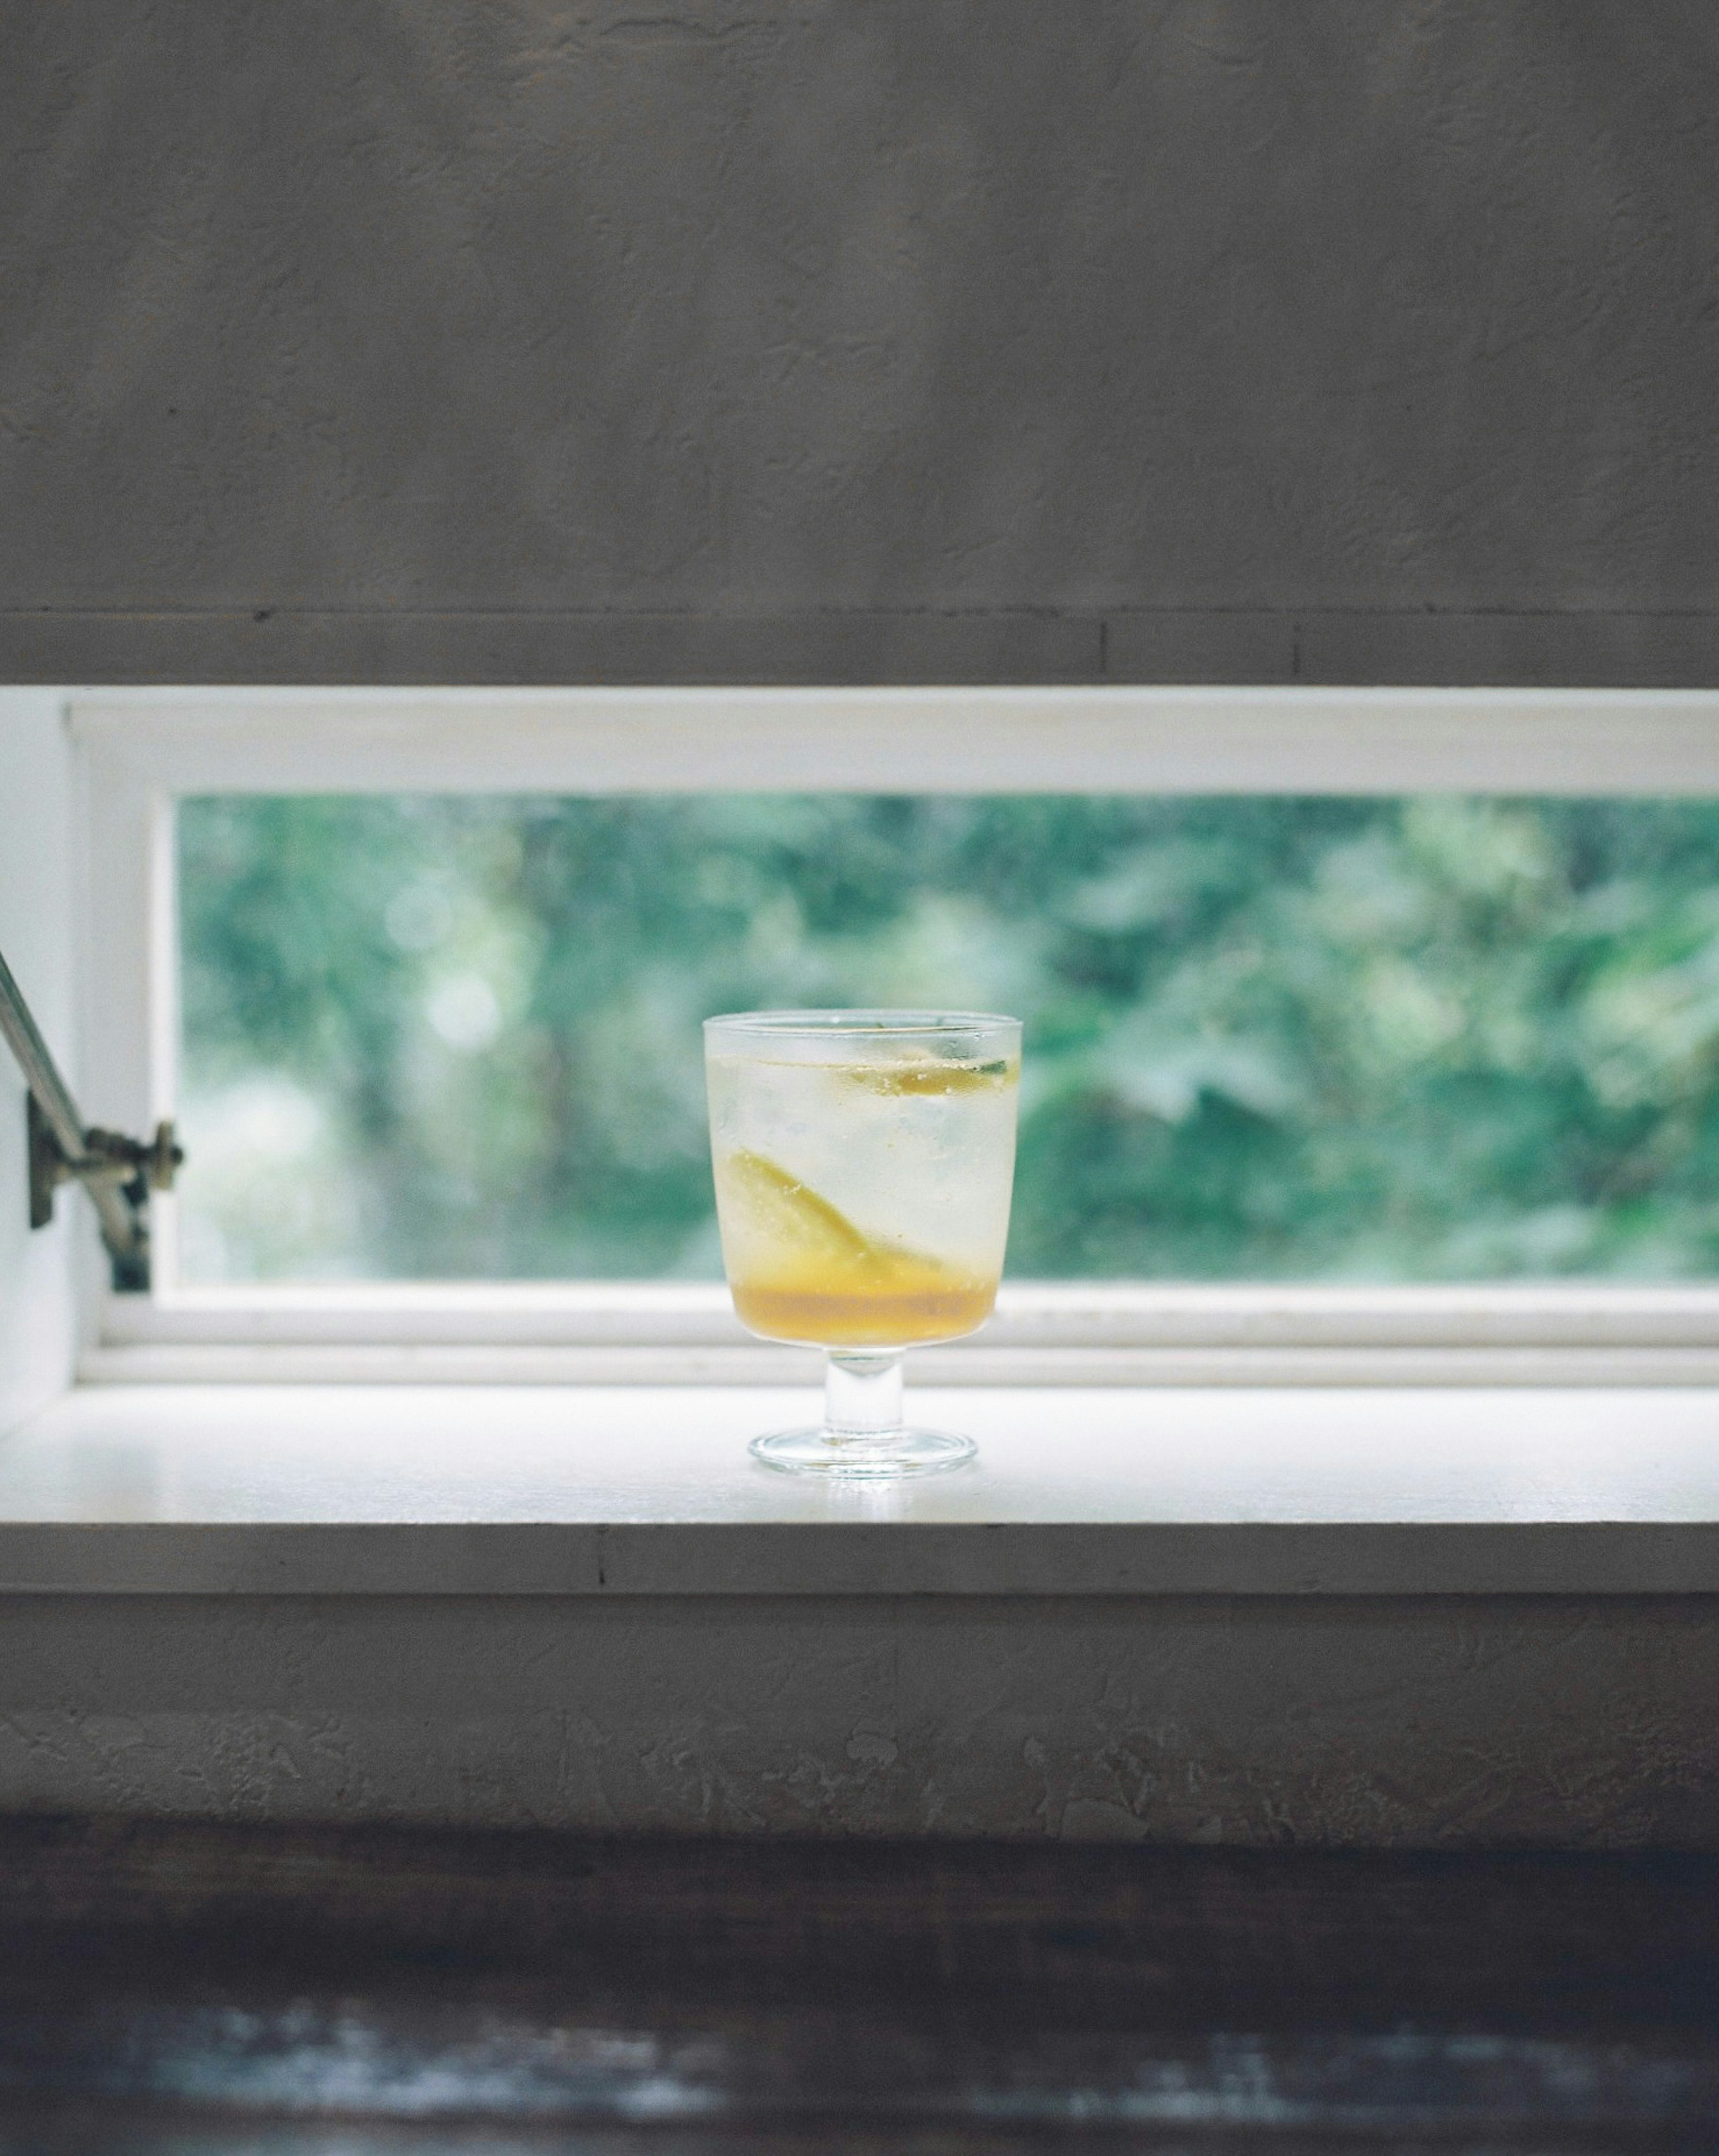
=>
[704,1009,1021,1477]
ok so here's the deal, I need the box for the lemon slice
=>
[717,1149,881,1264]
[844,1055,1018,1098]
[716,1149,992,1343]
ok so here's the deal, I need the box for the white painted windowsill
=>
[2,1381,1718,1597]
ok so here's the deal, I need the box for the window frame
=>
[69,683,1719,1388]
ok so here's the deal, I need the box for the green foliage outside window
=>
[177,793,1719,1283]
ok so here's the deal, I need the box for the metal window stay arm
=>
[0,943,180,1292]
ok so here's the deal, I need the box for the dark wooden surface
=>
[2,1816,1719,2150]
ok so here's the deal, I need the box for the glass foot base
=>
[749,1426,977,1479]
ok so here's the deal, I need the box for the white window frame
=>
[67,682,1719,1389]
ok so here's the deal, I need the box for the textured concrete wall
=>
[2,1,1716,683]
[1,1594,1715,1845]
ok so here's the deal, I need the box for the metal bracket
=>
[4,943,183,1294]
[27,1094,182,1291]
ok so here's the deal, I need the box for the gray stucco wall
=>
[3,0,1716,685]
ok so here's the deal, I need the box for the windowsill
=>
[3,1379,1718,1596]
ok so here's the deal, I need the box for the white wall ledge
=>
[3,1381,1719,1597]
[4,1383,1719,1844]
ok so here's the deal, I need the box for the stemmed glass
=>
[704,1009,1021,1477]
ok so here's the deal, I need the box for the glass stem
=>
[824,1350,904,1439]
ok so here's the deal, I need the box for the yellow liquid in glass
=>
[716,1149,996,1347]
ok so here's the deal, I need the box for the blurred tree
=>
[176,793,1719,1283]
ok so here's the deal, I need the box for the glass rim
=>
[704,1007,1021,1038]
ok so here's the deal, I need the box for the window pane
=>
[177,794,1719,1284]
